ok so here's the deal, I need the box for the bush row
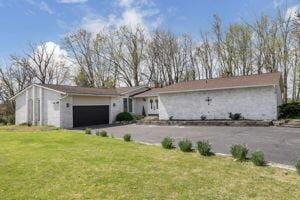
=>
[161,137,267,167]
[85,128,132,142]
[84,129,300,173]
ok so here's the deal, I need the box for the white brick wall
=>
[159,86,280,121]
[60,96,73,129]
[15,85,62,127]
[15,92,27,125]
[133,98,147,115]
[111,97,124,122]
[42,88,61,127]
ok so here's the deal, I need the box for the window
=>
[123,98,128,112]
[155,99,158,109]
[129,98,132,112]
[150,99,153,109]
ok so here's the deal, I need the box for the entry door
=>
[73,105,109,127]
[148,98,158,115]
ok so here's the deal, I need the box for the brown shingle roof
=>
[134,88,163,97]
[158,72,282,94]
[38,84,119,96]
[116,86,147,94]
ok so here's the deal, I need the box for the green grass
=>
[0,126,300,199]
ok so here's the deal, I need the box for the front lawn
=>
[0,127,299,199]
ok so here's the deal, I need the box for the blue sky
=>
[0,0,299,63]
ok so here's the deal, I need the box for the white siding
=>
[133,98,147,115]
[41,87,61,127]
[60,96,73,129]
[15,85,61,127]
[159,86,279,121]
[111,97,124,122]
[15,92,27,125]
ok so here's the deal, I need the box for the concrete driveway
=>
[89,124,300,166]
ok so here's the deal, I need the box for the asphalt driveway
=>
[89,124,300,166]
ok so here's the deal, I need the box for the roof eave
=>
[120,86,150,95]
[157,84,279,95]
[10,84,67,100]
[67,93,121,97]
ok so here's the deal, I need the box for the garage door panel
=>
[73,106,109,127]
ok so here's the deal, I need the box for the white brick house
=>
[12,72,283,128]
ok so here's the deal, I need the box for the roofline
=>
[119,85,149,95]
[10,84,66,100]
[157,84,279,95]
[37,84,67,95]
[134,94,158,98]
[67,93,120,97]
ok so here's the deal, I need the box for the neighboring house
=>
[11,72,283,128]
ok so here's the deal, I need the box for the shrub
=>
[229,113,242,120]
[230,144,248,161]
[278,102,300,119]
[6,115,15,125]
[133,114,144,121]
[0,117,7,125]
[251,151,265,166]
[95,131,100,136]
[100,130,108,137]
[197,140,212,156]
[123,134,131,142]
[200,115,207,120]
[178,139,193,152]
[116,112,134,122]
[19,122,32,126]
[85,128,92,135]
[296,160,300,174]
[161,137,174,149]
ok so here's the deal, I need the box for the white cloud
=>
[57,0,88,3]
[286,4,299,20]
[39,1,53,14]
[121,8,144,29]
[25,0,54,14]
[79,0,162,35]
[118,0,134,7]
[273,0,284,8]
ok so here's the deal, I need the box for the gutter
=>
[157,84,279,95]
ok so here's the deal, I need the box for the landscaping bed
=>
[137,119,272,127]
[0,126,299,199]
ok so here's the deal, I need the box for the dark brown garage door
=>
[73,105,109,127]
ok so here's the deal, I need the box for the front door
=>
[148,97,158,115]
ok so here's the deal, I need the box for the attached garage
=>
[73,105,109,127]
[12,83,150,129]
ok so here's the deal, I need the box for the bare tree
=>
[106,26,146,87]
[195,32,215,79]
[21,42,69,84]
[0,63,32,113]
